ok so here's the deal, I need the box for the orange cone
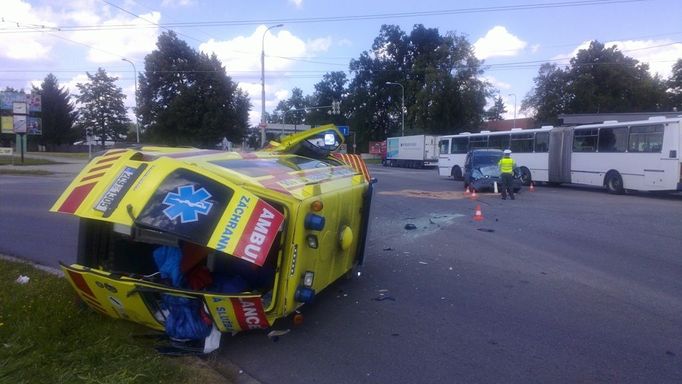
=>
[470,188,477,199]
[529,182,535,192]
[464,186,470,194]
[473,204,484,221]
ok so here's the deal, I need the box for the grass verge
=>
[0,258,229,384]
[0,169,54,176]
[0,156,59,166]
[32,152,89,159]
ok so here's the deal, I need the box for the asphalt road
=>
[2,166,682,383]
[0,174,78,266]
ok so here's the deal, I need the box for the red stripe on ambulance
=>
[231,297,269,330]
[233,200,284,266]
[58,182,97,213]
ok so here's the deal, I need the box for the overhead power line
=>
[1,0,648,33]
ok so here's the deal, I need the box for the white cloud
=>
[559,39,682,78]
[202,26,332,125]
[308,37,332,53]
[199,26,312,73]
[161,0,196,6]
[337,38,353,48]
[482,75,511,91]
[0,1,161,63]
[63,73,90,96]
[275,89,289,101]
[0,0,55,60]
[473,26,527,60]
[70,11,161,63]
[289,0,303,8]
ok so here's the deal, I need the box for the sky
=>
[1,0,681,126]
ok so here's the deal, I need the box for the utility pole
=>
[508,93,517,129]
[260,24,284,147]
[385,82,405,136]
[121,58,139,143]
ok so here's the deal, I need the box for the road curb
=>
[0,254,64,276]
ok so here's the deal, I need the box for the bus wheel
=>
[519,167,532,186]
[605,171,624,195]
[451,166,462,180]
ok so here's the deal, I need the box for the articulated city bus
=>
[438,116,682,194]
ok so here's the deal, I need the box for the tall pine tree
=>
[32,73,76,149]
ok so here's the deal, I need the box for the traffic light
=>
[85,127,93,137]
[332,100,341,114]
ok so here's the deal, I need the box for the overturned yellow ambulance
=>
[51,126,375,351]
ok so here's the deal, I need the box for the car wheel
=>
[519,167,532,186]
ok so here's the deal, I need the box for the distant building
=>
[482,118,536,131]
[559,112,682,126]
[262,123,312,137]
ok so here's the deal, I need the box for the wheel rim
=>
[608,175,622,192]
[521,169,531,185]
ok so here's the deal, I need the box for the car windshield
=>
[472,153,502,179]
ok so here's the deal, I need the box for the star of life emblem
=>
[162,184,214,223]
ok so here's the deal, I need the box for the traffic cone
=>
[473,204,484,221]
[464,186,470,194]
[470,188,477,199]
[529,182,535,192]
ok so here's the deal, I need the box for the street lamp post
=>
[121,58,139,143]
[508,93,517,129]
[385,82,405,136]
[261,23,284,147]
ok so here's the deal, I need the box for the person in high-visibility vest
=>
[498,149,516,200]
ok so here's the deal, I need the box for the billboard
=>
[0,91,42,135]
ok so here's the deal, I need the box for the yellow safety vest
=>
[498,157,515,174]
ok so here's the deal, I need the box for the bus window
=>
[628,124,663,153]
[452,137,469,154]
[598,127,627,152]
[535,132,549,152]
[573,128,598,152]
[469,136,488,150]
[488,134,510,150]
[438,139,450,155]
[510,133,534,153]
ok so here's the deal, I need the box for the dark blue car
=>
[463,149,521,193]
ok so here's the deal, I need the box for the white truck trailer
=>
[385,134,439,168]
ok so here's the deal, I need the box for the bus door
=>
[548,127,573,183]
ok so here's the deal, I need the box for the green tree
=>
[138,31,250,146]
[485,96,507,121]
[75,68,130,149]
[523,41,668,124]
[32,73,77,149]
[306,71,348,126]
[667,58,682,110]
[346,24,489,151]
[521,63,569,125]
[273,87,307,125]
